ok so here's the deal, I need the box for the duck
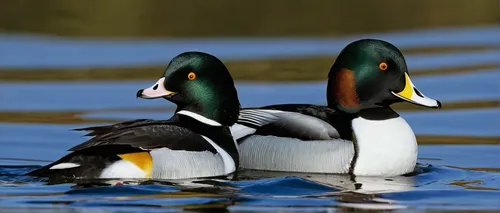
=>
[231,39,442,177]
[26,51,241,180]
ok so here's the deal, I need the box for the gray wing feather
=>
[237,109,340,140]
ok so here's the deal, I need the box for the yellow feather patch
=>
[117,152,153,178]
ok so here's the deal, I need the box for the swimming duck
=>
[231,39,442,177]
[26,51,241,180]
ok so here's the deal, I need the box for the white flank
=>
[49,163,80,170]
[99,160,147,179]
[352,116,418,177]
[177,110,221,126]
[150,148,225,179]
[238,135,354,173]
[201,135,236,175]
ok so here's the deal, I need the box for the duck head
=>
[137,51,241,126]
[327,39,441,114]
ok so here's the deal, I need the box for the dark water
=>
[1,26,500,212]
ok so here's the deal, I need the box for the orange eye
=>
[187,72,196,80]
[379,62,388,71]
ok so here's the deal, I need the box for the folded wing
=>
[234,104,343,141]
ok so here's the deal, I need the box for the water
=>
[1,26,499,212]
[1,26,499,69]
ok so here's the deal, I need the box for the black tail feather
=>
[25,152,120,179]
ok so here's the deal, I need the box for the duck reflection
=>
[236,169,417,194]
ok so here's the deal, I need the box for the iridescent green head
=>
[327,39,441,114]
[137,51,241,126]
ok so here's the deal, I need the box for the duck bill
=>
[136,77,177,99]
[391,73,441,108]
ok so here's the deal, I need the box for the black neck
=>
[358,106,400,120]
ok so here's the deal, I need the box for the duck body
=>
[234,105,417,177]
[232,39,441,177]
[27,52,242,180]
[28,112,237,180]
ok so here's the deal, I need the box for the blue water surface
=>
[1,25,499,68]
[1,26,499,212]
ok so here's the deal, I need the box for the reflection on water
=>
[0,159,499,211]
[238,169,418,194]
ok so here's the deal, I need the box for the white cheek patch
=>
[140,77,174,99]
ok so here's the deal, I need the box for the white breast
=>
[352,116,418,177]
[238,135,354,173]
